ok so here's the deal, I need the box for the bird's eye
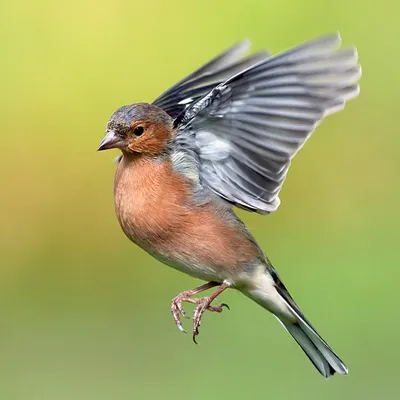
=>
[133,126,144,136]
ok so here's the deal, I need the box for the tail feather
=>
[275,285,348,377]
[277,318,336,377]
[242,265,348,378]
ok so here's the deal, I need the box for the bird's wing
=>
[174,33,361,214]
[152,41,270,119]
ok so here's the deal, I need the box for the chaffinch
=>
[98,33,361,378]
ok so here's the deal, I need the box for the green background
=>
[1,0,398,399]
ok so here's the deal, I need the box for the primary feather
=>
[153,40,270,119]
[163,33,361,214]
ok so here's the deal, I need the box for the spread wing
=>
[152,41,270,119]
[174,33,361,214]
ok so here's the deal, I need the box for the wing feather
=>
[153,41,270,119]
[174,33,361,214]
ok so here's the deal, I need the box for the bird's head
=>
[98,103,173,156]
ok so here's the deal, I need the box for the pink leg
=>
[170,281,231,343]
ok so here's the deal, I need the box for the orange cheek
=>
[128,135,168,155]
[127,141,143,153]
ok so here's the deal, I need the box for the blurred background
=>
[1,0,398,399]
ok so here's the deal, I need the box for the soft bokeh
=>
[1,0,398,399]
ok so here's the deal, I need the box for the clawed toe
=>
[221,303,230,310]
[176,321,186,333]
[207,302,230,313]
[192,299,230,344]
[171,296,190,333]
[177,302,187,318]
[170,282,231,342]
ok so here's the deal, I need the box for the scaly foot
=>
[170,281,231,342]
[192,298,229,343]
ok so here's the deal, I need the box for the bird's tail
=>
[275,287,348,378]
[241,266,348,378]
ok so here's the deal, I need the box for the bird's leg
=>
[171,282,219,332]
[191,281,231,343]
[171,281,230,337]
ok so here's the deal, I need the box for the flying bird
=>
[98,33,361,378]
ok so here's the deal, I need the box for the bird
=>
[98,32,361,378]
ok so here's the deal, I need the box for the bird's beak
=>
[97,131,124,151]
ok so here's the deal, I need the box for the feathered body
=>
[114,153,261,283]
[99,33,361,377]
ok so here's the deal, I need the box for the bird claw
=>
[171,292,193,333]
[221,303,230,310]
[176,322,187,333]
[192,330,199,344]
[171,300,183,332]
[191,300,229,344]
[178,305,187,318]
[171,283,230,341]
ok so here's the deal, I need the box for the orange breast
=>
[114,155,259,281]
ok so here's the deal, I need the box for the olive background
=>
[1,1,398,399]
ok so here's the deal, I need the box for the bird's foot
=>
[170,281,230,342]
[192,298,229,343]
[170,291,196,333]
